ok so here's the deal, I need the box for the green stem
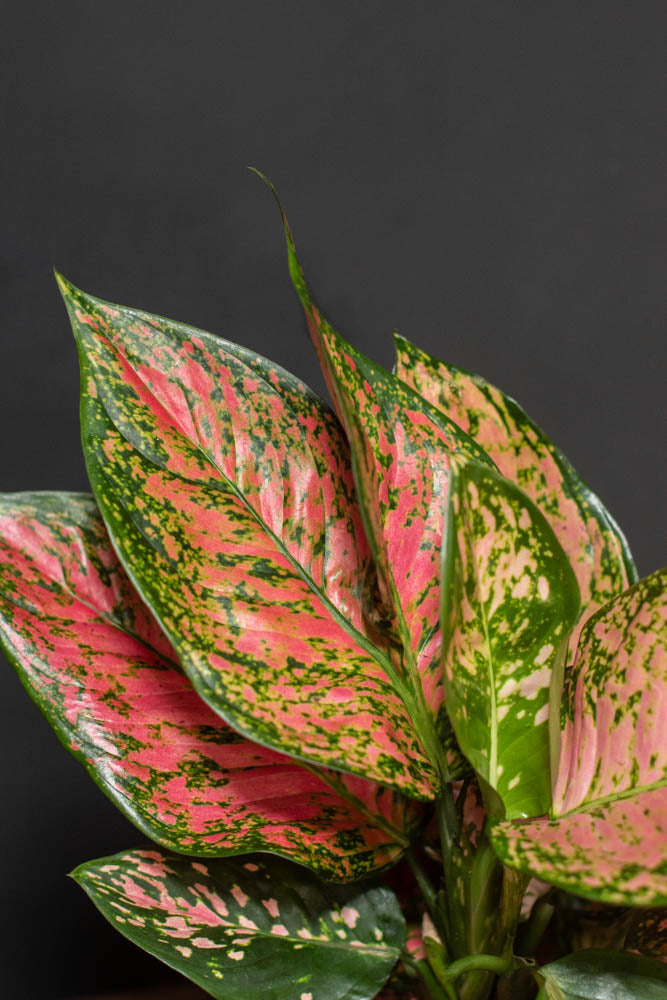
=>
[442,954,513,982]
[402,952,456,1000]
[406,848,449,949]
[436,789,466,959]
[516,899,555,957]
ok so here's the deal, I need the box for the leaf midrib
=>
[93,338,406,696]
[557,777,667,818]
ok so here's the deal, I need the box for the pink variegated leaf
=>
[58,275,438,799]
[491,569,667,905]
[490,788,667,907]
[442,458,580,819]
[0,492,423,879]
[73,849,406,999]
[268,187,494,777]
[394,335,637,644]
[552,567,667,816]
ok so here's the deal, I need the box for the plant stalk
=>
[402,951,457,1000]
[436,788,467,959]
[406,847,449,949]
[516,899,555,957]
[442,954,513,982]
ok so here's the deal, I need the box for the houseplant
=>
[1,182,665,999]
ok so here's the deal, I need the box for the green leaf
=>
[0,491,422,879]
[59,274,437,800]
[535,948,667,999]
[266,184,494,779]
[490,569,667,905]
[73,848,406,1000]
[394,335,637,643]
[441,458,580,819]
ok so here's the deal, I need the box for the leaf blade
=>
[60,275,437,798]
[537,948,667,1000]
[441,458,580,818]
[552,568,667,817]
[272,200,495,774]
[490,787,667,906]
[394,335,637,640]
[491,570,667,904]
[0,491,422,879]
[73,848,406,1000]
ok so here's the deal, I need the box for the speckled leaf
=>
[394,336,637,642]
[269,188,494,776]
[535,948,667,999]
[0,491,423,879]
[59,276,437,799]
[73,849,406,1000]
[491,569,667,905]
[552,568,667,817]
[490,787,667,906]
[441,458,580,819]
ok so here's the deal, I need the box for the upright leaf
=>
[268,185,494,774]
[491,569,667,905]
[74,849,406,1000]
[0,492,422,879]
[59,275,437,799]
[394,335,637,641]
[441,458,580,819]
[535,948,667,1000]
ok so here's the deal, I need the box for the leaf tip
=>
[53,269,76,300]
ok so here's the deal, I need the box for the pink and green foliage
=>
[62,276,436,800]
[2,187,665,999]
[490,568,667,907]
[0,492,421,881]
[393,335,637,643]
[441,458,580,819]
[74,849,406,999]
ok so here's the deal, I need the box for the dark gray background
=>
[1,3,665,997]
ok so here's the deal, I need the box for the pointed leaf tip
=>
[54,269,75,298]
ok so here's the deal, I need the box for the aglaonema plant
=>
[2,178,665,1000]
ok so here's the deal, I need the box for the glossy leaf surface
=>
[60,276,436,798]
[394,335,637,641]
[271,192,493,774]
[74,849,405,1000]
[0,492,421,878]
[491,569,667,905]
[536,948,667,999]
[441,458,580,818]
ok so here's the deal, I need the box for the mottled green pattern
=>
[274,196,497,781]
[491,787,667,906]
[441,458,580,819]
[536,948,667,1000]
[74,849,405,1000]
[0,491,422,879]
[553,568,667,816]
[394,335,637,644]
[59,276,437,798]
[491,569,667,905]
